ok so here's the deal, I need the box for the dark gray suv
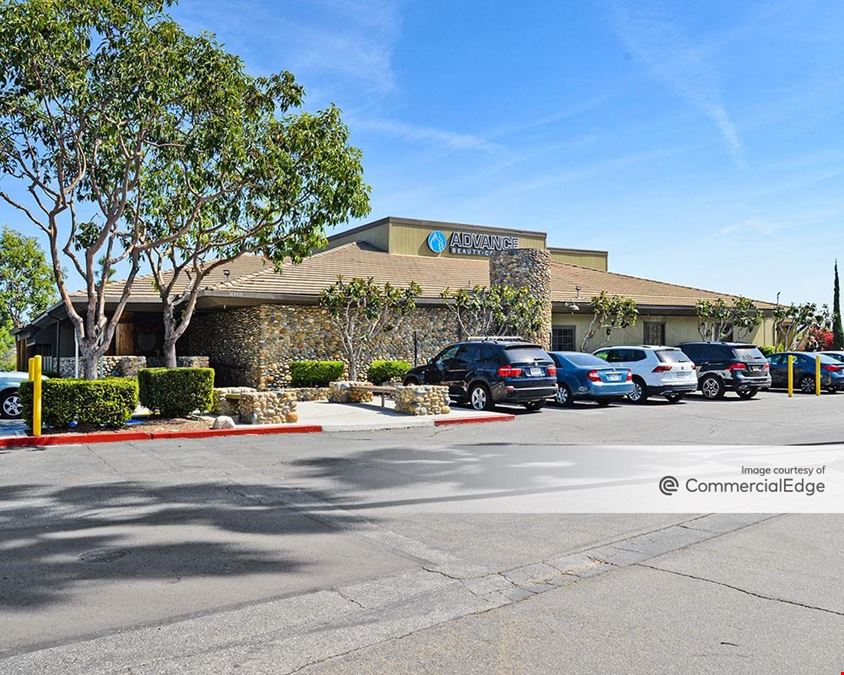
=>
[678,342,771,399]
[403,338,557,411]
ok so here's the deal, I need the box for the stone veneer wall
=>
[489,248,552,349]
[56,355,147,378]
[183,304,460,390]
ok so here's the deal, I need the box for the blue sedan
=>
[768,352,844,393]
[548,352,634,407]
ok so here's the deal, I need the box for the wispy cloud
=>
[609,2,746,167]
[349,117,502,153]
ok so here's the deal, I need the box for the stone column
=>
[489,248,552,349]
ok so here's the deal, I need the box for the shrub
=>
[367,359,412,385]
[289,360,345,387]
[19,378,138,430]
[138,367,215,417]
[757,345,777,357]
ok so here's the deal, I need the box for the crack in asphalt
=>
[637,563,844,617]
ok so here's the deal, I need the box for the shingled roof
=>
[79,241,774,310]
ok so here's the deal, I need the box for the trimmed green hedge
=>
[138,367,215,417]
[289,360,345,387]
[19,378,138,430]
[367,360,411,385]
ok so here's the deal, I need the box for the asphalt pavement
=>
[1,390,842,673]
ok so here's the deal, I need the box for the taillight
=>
[726,362,747,371]
[586,370,601,382]
[652,365,672,372]
[626,370,633,381]
[547,366,557,376]
[497,365,522,377]
[823,364,842,373]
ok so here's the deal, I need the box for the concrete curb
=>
[0,413,514,448]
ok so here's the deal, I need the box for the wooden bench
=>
[348,384,397,407]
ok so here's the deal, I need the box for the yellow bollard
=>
[31,355,42,437]
[787,355,794,398]
[816,354,822,396]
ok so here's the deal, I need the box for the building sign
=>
[448,230,519,256]
[427,229,520,256]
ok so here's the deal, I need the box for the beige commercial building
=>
[15,216,776,386]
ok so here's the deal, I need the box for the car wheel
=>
[665,393,685,403]
[700,375,725,399]
[523,400,545,411]
[403,377,420,386]
[627,377,648,404]
[737,387,758,400]
[798,375,815,394]
[554,384,574,407]
[596,399,611,407]
[0,390,23,419]
[468,383,494,411]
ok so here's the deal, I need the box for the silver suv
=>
[592,346,698,403]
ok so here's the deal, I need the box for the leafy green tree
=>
[833,261,843,350]
[774,302,831,351]
[320,277,421,381]
[696,296,762,342]
[0,1,367,377]
[138,70,369,367]
[581,292,638,352]
[0,225,55,328]
[440,284,545,340]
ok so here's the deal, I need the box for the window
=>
[552,326,576,351]
[479,344,499,362]
[643,322,666,345]
[457,343,480,361]
[433,344,459,366]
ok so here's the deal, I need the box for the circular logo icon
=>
[659,475,679,496]
[427,230,447,254]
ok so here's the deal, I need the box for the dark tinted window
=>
[433,344,459,365]
[565,353,611,367]
[458,343,480,361]
[768,354,784,367]
[506,346,552,363]
[731,347,766,362]
[479,344,499,362]
[626,349,647,362]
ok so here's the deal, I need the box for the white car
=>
[592,346,698,403]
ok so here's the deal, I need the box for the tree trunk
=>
[78,339,101,380]
[162,303,178,368]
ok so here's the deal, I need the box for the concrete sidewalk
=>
[296,399,512,432]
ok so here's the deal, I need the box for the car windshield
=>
[562,353,610,367]
[655,349,691,363]
[732,347,766,361]
[505,347,550,363]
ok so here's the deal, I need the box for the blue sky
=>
[8,1,844,306]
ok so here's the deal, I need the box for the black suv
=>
[403,338,557,411]
[678,342,771,399]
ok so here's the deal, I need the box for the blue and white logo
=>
[427,230,448,254]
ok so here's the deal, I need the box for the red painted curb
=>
[0,431,153,448]
[149,425,323,440]
[434,413,515,426]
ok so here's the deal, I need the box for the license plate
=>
[607,373,622,382]
[529,367,542,377]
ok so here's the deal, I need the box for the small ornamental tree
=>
[833,261,844,350]
[580,292,638,352]
[0,226,56,329]
[440,285,545,339]
[696,296,762,342]
[320,277,421,381]
[774,302,831,351]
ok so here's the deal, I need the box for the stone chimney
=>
[489,248,552,349]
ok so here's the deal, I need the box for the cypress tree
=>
[834,260,844,349]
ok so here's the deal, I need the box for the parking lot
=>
[1,388,842,673]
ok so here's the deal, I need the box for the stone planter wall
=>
[281,387,332,401]
[212,386,257,416]
[328,381,374,403]
[238,391,298,424]
[56,355,148,378]
[393,385,451,416]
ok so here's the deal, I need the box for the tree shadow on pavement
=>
[0,480,355,610]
